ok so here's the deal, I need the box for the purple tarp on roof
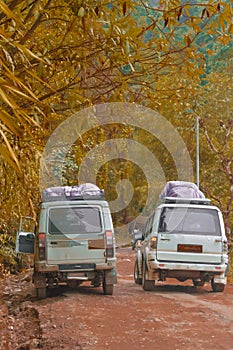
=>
[159,181,205,199]
[42,183,103,201]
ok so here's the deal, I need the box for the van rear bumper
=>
[35,261,116,272]
[147,256,228,274]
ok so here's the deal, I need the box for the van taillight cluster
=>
[222,241,228,253]
[38,233,46,260]
[105,230,114,258]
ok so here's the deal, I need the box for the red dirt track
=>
[1,247,233,349]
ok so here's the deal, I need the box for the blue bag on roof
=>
[159,181,205,199]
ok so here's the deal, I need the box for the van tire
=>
[103,282,114,295]
[142,259,154,291]
[37,287,47,299]
[134,259,142,285]
[211,279,225,292]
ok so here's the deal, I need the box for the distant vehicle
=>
[134,196,228,292]
[16,184,117,299]
[128,216,147,250]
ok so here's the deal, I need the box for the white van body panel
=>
[38,200,116,266]
[135,198,228,292]
[16,194,117,298]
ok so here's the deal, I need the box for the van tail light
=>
[38,233,46,260]
[222,240,228,253]
[150,236,157,249]
[105,230,114,258]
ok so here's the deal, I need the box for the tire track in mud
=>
[154,289,233,325]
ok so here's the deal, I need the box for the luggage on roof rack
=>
[161,197,211,205]
[159,181,205,199]
[41,183,104,202]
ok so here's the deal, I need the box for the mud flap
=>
[104,268,117,284]
[33,272,46,288]
[213,274,226,284]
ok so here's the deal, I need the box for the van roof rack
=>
[69,193,105,201]
[42,191,105,202]
[161,197,211,205]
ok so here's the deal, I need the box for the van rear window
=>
[48,207,102,234]
[158,207,221,236]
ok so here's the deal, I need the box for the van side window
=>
[143,220,149,238]
[144,214,154,238]
[151,209,160,233]
[149,213,155,233]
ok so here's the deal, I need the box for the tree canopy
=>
[0,0,232,269]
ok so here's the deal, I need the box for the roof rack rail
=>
[161,197,211,205]
[43,193,105,202]
[69,193,104,201]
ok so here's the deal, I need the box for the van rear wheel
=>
[142,259,154,291]
[211,279,225,292]
[134,259,142,285]
[103,282,114,295]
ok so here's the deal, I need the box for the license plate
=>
[178,244,202,253]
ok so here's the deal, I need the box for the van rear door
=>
[46,204,106,265]
[15,216,35,254]
[156,206,223,264]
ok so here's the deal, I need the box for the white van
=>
[16,185,117,298]
[134,197,228,292]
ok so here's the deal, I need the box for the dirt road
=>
[1,247,233,350]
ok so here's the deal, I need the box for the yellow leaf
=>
[2,61,39,100]
[206,49,214,56]
[228,24,233,35]
[218,14,225,29]
[0,2,23,26]
[0,110,23,136]
[0,87,18,109]
[25,69,58,95]
[0,88,40,131]
[1,83,39,103]
[217,34,231,45]
[13,42,45,63]
[0,144,19,172]
[78,7,85,17]
[0,130,21,173]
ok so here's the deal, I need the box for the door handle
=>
[50,241,58,245]
[160,238,170,241]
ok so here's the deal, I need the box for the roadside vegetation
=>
[0,0,232,277]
